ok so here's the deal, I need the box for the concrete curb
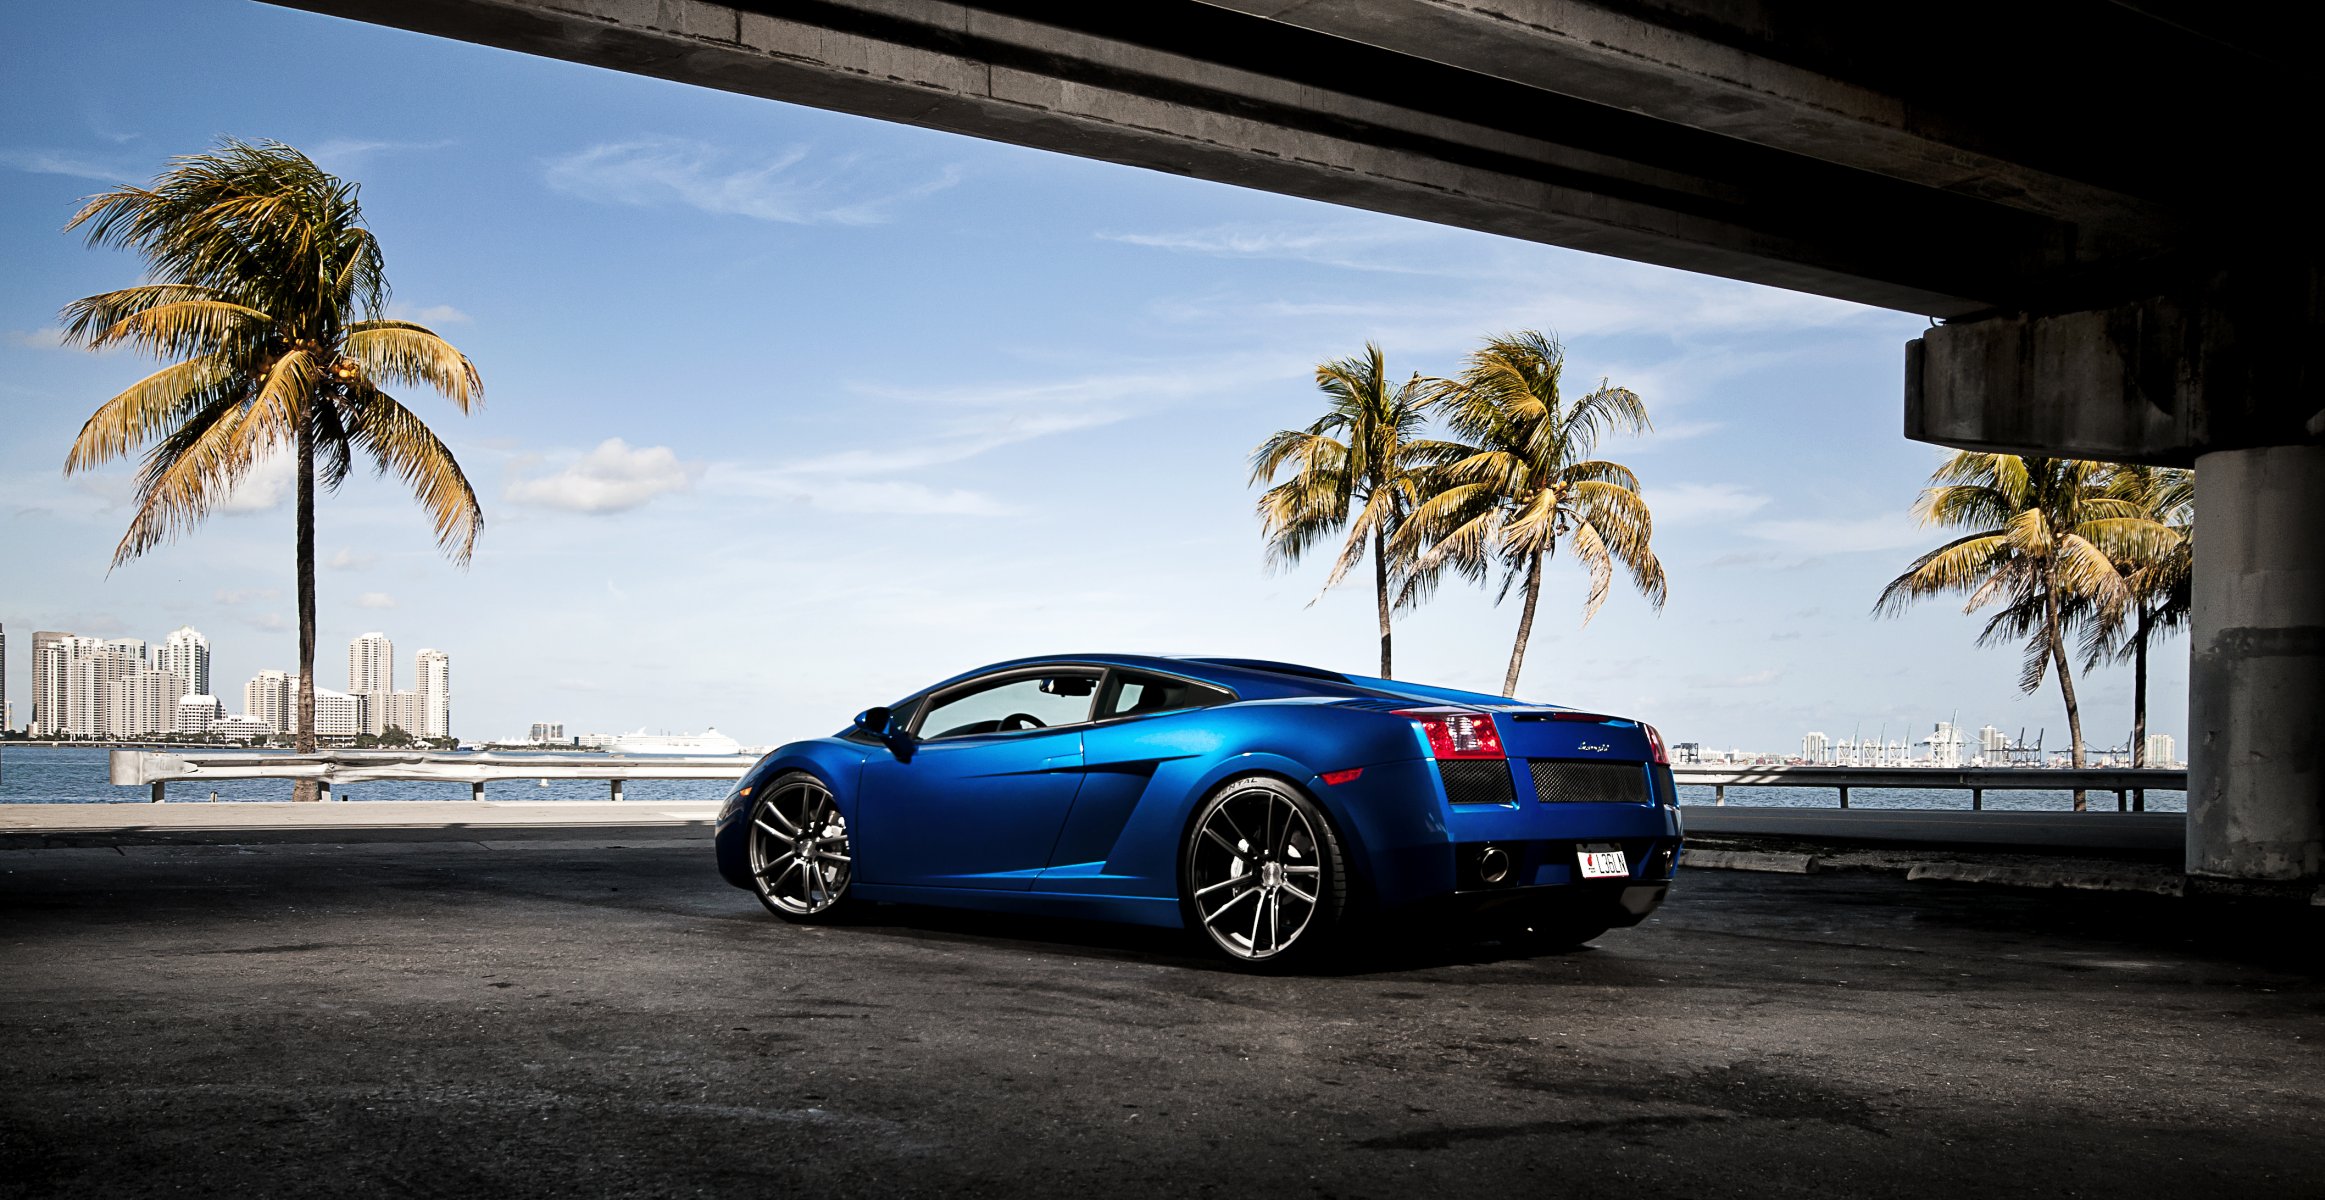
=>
[1685,850,1819,874]
[1905,860,2186,896]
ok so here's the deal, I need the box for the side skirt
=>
[852,883,1185,929]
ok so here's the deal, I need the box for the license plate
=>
[1577,843,1629,879]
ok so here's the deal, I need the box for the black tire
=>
[1182,775,1349,967]
[744,771,856,923]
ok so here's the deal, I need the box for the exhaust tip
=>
[1477,844,1512,884]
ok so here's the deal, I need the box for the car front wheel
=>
[746,772,854,921]
[1183,775,1347,966]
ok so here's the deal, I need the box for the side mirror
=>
[854,706,894,739]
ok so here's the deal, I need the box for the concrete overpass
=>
[269,0,2322,888]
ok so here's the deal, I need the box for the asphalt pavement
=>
[2,836,2319,1198]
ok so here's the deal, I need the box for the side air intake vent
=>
[1438,760,1516,806]
[1529,761,1651,805]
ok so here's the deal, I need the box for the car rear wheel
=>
[746,773,854,921]
[1183,776,1347,966]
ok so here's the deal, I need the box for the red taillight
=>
[1321,768,1364,786]
[1403,710,1505,760]
[1644,723,1670,765]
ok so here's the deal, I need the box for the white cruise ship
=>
[593,727,743,756]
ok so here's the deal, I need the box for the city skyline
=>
[14,621,452,740]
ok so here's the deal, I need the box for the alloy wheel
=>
[747,777,852,916]
[1188,784,1324,960]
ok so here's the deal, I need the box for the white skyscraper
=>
[290,682,362,737]
[108,668,178,738]
[175,694,225,734]
[1979,725,2007,755]
[159,626,210,700]
[349,633,396,735]
[417,648,451,739]
[245,670,291,734]
[2143,733,2177,766]
[1801,731,1829,764]
[349,633,394,694]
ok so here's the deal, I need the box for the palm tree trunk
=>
[2130,608,2152,767]
[1502,546,1545,698]
[1373,525,1392,679]
[2043,561,2088,811]
[293,419,320,801]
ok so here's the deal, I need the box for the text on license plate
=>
[1576,843,1629,879]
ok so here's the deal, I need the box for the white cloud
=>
[355,592,397,609]
[1743,513,1930,554]
[507,438,697,514]
[0,148,135,181]
[707,471,1019,517]
[1100,221,1455,274]
[390,303,469,325]
[219,452,296,514]
[1648,482,1771,526]
[214,588,281,605]
[544,138,963,225]
[327,548,376,571]
[4,326,68,349]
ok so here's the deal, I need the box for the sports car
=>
[715,654,1682,965]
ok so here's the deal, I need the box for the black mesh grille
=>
[1529,760,1651,805]
[1437,760,1516,805]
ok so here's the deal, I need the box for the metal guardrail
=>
[1672,765,2188,812]
[110,750,756,802]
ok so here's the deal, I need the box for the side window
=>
[917,672,1100,740]
[1096,671,1233,721]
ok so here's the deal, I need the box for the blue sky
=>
[0,0,2187,753]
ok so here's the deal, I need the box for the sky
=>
[0,0,2189,753]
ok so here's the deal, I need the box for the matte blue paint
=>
[713,653,1685,928]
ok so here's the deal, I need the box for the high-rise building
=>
[245,670,291,734]
[60,638,143,737]
[379,691,426,737]
[529,722,564,743]
[1979,725,2007,754]
[107,668,177,738]
[2142,733,2178,766]
[417,649,451,739]
[1801,731,1829,764]
[30,631,66,736]
[349,633,394,694]
[159,626,210,701]
[1,623,7,732]
[349,633,397,735]
[289,682,362,738]
[175,694,224,734]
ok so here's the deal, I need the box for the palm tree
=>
[58,140,483,795]
[2085,465,2194,768]
[1875,453,2171,809]
[1394,331,1666,697]
[1250,343,1457,677]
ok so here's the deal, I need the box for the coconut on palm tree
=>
[1250,343,1459,678]
[59,140,483,794]
[1395,331,1665,697]
[1875,453,2172,809]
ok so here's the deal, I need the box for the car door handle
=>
[1040,753,1083,772]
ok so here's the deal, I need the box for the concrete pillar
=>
[2187,445,2325,882]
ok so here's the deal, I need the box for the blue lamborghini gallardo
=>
[715,654,1682,965]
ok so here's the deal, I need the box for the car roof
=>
[911,653,1534,709]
